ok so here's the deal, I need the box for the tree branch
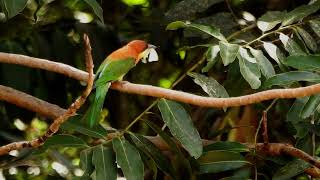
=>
[0,35,94,156]
[0,52,320,108]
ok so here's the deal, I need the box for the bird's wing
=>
[94,58,136,87]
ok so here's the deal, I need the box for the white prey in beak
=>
[138,44,159,63]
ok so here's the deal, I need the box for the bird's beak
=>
[148,44,157,49]
[137,44,159,63]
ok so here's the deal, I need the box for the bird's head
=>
[127,40,158,64]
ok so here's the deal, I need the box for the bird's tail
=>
[85,82,111,127]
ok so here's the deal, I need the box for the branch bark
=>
[0,52,320,108]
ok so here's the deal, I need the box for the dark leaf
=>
[92,145,117,180]
[273,159,311,180]
[129,133,175,177]
[197,150,249,174]
[300,95,320,119]
[204,142,249,152]
[166,21,226,41]
[83,0,104,23]
[263,71,320,88]
[113,138,144,180]
[284,55,320,72]
[80,148,94,179]
[0,0,28,19]
[158,99,203,158]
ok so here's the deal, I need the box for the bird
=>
[85,40,158,127]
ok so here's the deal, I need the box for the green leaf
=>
[202,45,220,72]
[284,55,320,72]
[279,33,306,55]
[263,42,286,69]
[197,150,249,174]
[309,20,320,37]
[144,120,192,175]
[287,98,309,123]
[80,148,94,179]
[263,71,320,88]
[113,138,144,180]
[203,142,249,153]
[219,41,239,66]
[273,159,311,180]
[92,145,117,180]
[281,2,320,26]
[129,133,175,177]
[61,117,107,139]
[238,47,261,89]
[42,134,88,149]
[83,0,104,23]
[188,72,229,98]
[300,95,320,119]
[0,0,28,19]
[257,11,285,32]
[158,99,203,158]
[166,21,226,41]
[296,27,317,52]
[249,47,275,78]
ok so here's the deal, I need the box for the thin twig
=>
[0,34,94,156]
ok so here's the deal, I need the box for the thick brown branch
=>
[0,35,94,156]
[0,85,65,119]
[0,52,320,108]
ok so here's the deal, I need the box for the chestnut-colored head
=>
[127,40,148,53]
[108,39,154,64]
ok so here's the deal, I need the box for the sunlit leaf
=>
[257,11,285,32]
[284,55,320,72]
[92,145,117,180]
[296,27,317,52]
[204,142,249,152]
[281,2,320,26]
[83,0,104,23]
[219,41,239,66]
[188,72,229,98]
[113,138,144,180]
[202,45,220,72]
[273,159,311,180]
[129,133,175,177]
[197,150,249,174]
[249,47,275,78]
[0,0,28,19]
[80,148,94,179]
[42,134,88,149]
[166,21,226,41]
[309,20,320,37]
[238,47,261,89]
[300,95,320,119]
[158,99,203,158]
[263,71,320,88]
[263,42,286,71]
[279,33,306,55]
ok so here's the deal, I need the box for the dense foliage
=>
[0,0,320,179]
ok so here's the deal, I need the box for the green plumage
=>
[85,58,136,127]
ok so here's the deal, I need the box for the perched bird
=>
[86,40,158,127]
